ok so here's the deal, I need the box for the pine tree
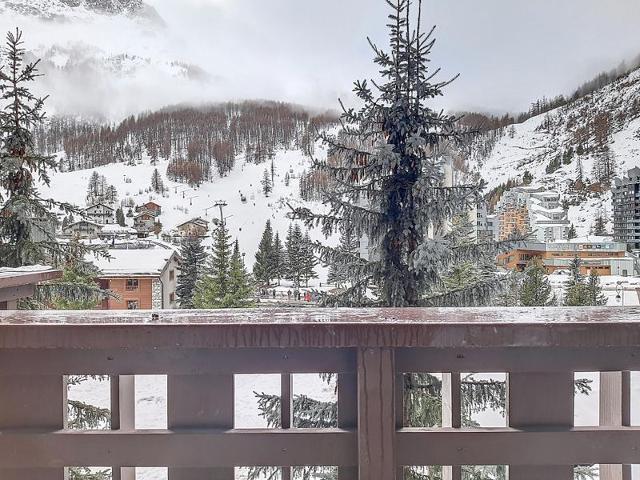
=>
[292,0,490,307]
[285,224,305,287]
[226,240,253,308]
[592,211,607,236]
[151,168,164,194]
[115,208,126,227]
[176,237,207,309]
[253,220,274,286]
[0,29,85,268]
[519,264,555,307]
[586,269,607,306]
[261,168,273,196]
[329,223,361,288]
[564,257,591,306]
[193,221,232,308]
[567,223,577,240]
[272,232,286,285]
[300,231,318,287]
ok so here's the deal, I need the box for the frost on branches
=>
[293,0,508,307]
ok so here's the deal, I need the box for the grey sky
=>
[4,0,640,118]
[145,0,640,114]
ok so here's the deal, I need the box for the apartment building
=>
[613,167,640,251]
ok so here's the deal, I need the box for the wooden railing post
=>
[357,348,396,480]
[599,371,632,480]
[0,375,65,480]
[167,374,235,480]
[338,372,358,480]
[508,372,574,479]
[111,375,136,480]
[281,373,293,480]
[442,373,462,480]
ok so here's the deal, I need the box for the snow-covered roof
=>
[91,248,176,277]
[100,224,137,235]
[65,220,103,229]
[177,217,208,228]
[0,266,62,288]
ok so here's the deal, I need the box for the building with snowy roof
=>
[91,243,179,310]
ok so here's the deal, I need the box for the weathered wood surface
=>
[1,307,640,349]
[397,427,640,465]
[0,429,357,468]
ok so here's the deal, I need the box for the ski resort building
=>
[84,203,115,224]
[136,201,162,216]
[496,187,569,242]
[476,203,499,241]
[613,167,640,251]
[62,220,103,239]
[176,217,209,238]
[498,240,637,276]
[93,243,179,310]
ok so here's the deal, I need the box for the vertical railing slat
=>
[167,374,235,480]
[599,371,632,480]
[281,373,293,480]
[508,372,574,479]
[338,372,358,480]
[442,373,462,480]
[111,375,136,480]
[357,348,396,480]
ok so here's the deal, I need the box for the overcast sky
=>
[141,0,640,114]
[4,0,640,118]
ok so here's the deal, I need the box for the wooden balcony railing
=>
[0,308,638,480]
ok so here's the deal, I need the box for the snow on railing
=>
[0,307,637,480]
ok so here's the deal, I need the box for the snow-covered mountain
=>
[0,0,162,24]
[473,66,640,236]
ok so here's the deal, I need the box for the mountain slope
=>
[0,0,161,23]
[474,67,640,236]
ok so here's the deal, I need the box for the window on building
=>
[169,270,175,281]
[169,293,176,303]
[126,279,139,291]
[127,300,139,310]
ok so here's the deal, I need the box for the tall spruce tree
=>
[272,232,285,285]
[227,240,253,308]
[586,269,607,306]
[176,237,207,309]
[0,29,80,268]
[285,223,305,287]
[151,168,164,194]
[194,221,233,308]
[253,220,274,286]
[567,223,577,240]
[300,231,318,287]
[115,207,126,227]
[293,0,493,307]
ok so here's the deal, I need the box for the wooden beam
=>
[396,347,640,373]
[358,348,396,480]
[111,375,136,480]
[0,429,357,468]
[0,348,356,376]
[396,427,640,466]
[0,284,34,303]
[442,373,461,480]
[1,307,640,349]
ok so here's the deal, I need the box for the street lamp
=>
[615,281,627,307]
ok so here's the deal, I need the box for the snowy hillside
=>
[40,146,334,277]
[475,67,640,236]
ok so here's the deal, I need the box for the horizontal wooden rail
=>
[0,429,356,468]
[397,427,640,466]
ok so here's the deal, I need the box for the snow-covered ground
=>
[40,147,336,282]
[548,273,640,306]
